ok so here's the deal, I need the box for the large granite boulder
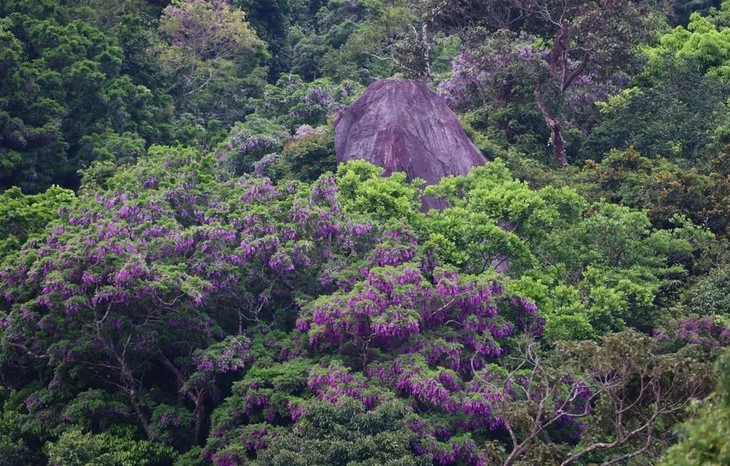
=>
[334,79,486,208]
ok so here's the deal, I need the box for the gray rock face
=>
[334,79,486,208]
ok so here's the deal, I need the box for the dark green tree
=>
[0,0,171,191]
[254,398,426,466]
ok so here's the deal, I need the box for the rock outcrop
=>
[334,79,486,209]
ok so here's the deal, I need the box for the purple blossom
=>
[663,316,730,348]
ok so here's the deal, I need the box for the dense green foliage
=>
[2,1,730,465]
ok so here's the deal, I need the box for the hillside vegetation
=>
[1,1,730,465]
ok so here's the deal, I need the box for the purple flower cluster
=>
[242,427,271,453]
[298,265,433,348]
[193,337,253,375]
[307,363,377,408]
[412,434,485,466]
[657,316,730,348]
[396,372,456,412]
[437,51,489,111]
[157,411,184,428]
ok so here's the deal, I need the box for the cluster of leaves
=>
[586,58,730,163]
[287,0,437,82]
[563,147,730,238]
[156,0,268,125]
[423,160,702,339]
[0,185,75,256]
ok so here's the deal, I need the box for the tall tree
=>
[429,0,653,165]
[156,0,268,124]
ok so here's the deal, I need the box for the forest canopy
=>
[1,1,730,465]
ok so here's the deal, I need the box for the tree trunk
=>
[157,351,209,444]
[117,357,151,438]
[193,397,209,444]
[534,88,568,166]
[421,23,433,82]
[129,391,152,439]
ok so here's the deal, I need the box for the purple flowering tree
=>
[429,0,651,165]
[206,270,717,465]
[207,246,556,464]
[0,146,386,443]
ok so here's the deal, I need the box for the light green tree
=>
[157,0,268,123]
